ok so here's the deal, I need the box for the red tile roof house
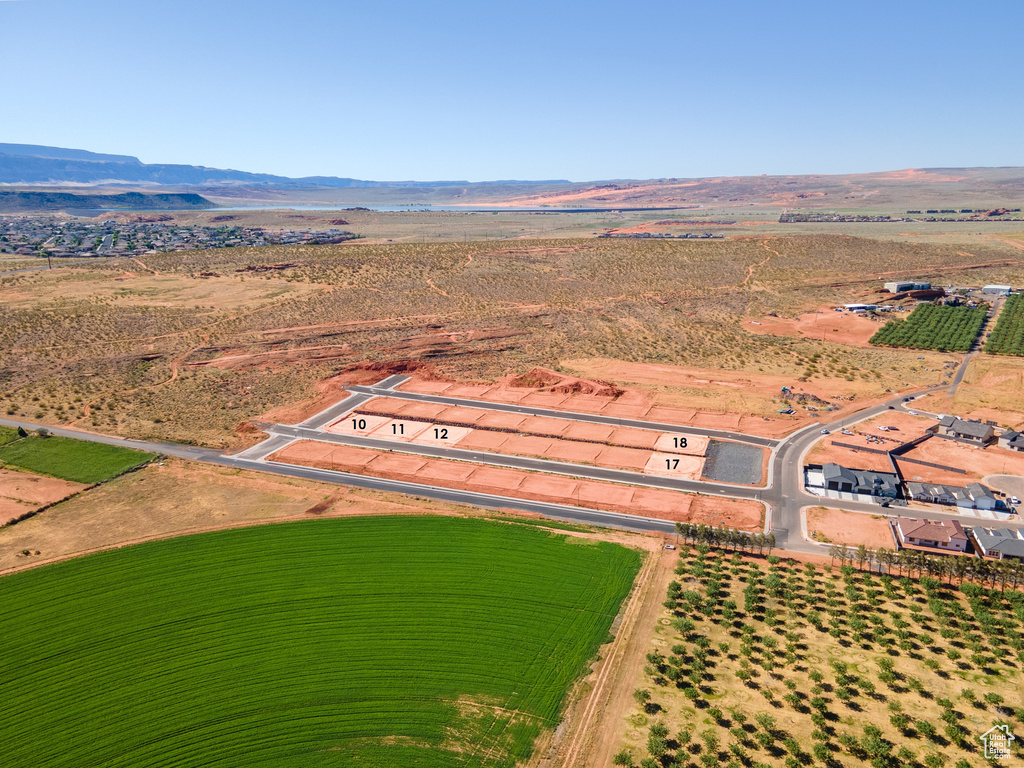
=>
[895,517,969,552]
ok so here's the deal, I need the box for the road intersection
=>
[4,357,1020,555]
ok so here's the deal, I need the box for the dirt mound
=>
[509,368,564,388]
[342,360,453,381]
[908,289,945,300]
[508,367,623,398]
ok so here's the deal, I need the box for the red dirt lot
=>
[744,308,883,347]
[267,441,763,528]
[805,440,895,474]
[362,397,707,454]
[324,413,392,436]
[805,507,895,549]
[857,411,936,440]
[0,469,88,526]
[643,453,705,480]
[544,440,605,464]
[595,446,650,471]
[456,430,515,452]
[896,438,1024,485]
[805,412,938,474]
[399,368,877,439]
[259,378,354,425]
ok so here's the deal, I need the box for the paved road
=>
[348,384,779,449]
[0,416,679,536]
[258,423,764,500]
[763,347,994,554]
[296,392,375,430]
[212,454,677,535]
[5,351,1015,555]
[0,417,221,461]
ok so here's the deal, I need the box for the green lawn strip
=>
[0,435,155,483]
[0,425,18,446]
[0,515,641,768]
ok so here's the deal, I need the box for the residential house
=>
[896,517,969,552]
[906,482,960,506]
[958,483,1002,511]
[973,527,1024,560]
[997,430,1024,452]
[935,416,995,445]
[819,463,901,502]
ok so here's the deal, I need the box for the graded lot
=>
[267,440,763,528]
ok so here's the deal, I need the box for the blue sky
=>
[2,0,1022,181]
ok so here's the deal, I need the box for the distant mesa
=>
[0,190,214,212]
[0,143,569,189]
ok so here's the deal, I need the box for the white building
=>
[884,281,930,293]
[982,285,1012,295]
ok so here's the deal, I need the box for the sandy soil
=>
[896,438,1024,485]
[0,270,322,311]
[805,440,895,473]
[805,507,895,549]
[0,459,473,574]
[857,410,937,438]
[805,411,938,473]
[354,399,708,460]
[642,453,704,479]
[919,356,1024,430]
[555,360,901,438]
[744,308,884,347]
[268,441,763,528]
[258,376,355,425]
[400,373,807,437]
[552,546,675,768]
[0,469,88,526]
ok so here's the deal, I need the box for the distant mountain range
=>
[0,144,569,188]
[0,190,213,213]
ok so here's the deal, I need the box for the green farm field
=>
[0,433,155,483]
[869,303,987,352]
[0,515,642,768]
[985,293,1024,356]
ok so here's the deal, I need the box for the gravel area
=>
[702,440,764,485]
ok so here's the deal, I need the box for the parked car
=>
[1012,497,1020,506]
[841,429,853,436]
[878,426,889,431]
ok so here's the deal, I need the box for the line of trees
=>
[674,523,776,554]
[829,542,1024,589]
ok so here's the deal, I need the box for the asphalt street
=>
[211,454,678,535]
[4,353,1018,555]
[260,423,765,500]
